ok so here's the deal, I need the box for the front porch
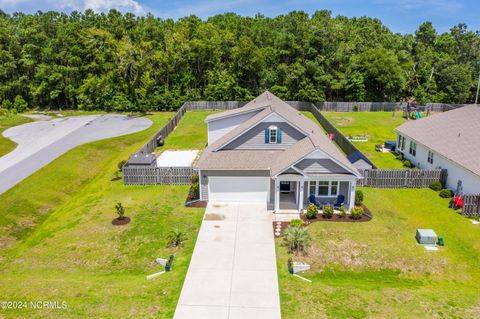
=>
[271,175,357,213]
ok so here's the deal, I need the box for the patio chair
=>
[308,194,321,207]
[333,194,345,209]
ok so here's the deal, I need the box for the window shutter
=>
[277,128,282,144]
[265,128,270,144]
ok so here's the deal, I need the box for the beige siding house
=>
[195,91,362,212]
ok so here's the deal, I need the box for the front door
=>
[280,181,291,193]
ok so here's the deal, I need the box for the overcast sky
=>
[0,0,478,34]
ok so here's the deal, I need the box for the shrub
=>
[429,181,443,191]
[322,205,334,218]
[395,153,404,161]
[283,226,312,253]
[190,183,200,199]
[189,174,200,199]
[306,204,318,219]
[439,189,453,198]
[403,159,413,168]
[117,160,127,172]
[355,190,364,206]
[167,229,187,248]
[289,219,304,227]
[351,206,364,220]
[191,174,199,184]
[115,202,125,220]
[339,206,347,218]
[13,95,28,113]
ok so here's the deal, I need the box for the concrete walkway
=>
[0,114,152,194]
[174,202,281,319]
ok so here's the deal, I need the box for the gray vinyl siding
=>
[223,122,305,150]
[200,170,271,201]
[295,159,350,174]
[269,179,275,204]
[201,173,208,201]
[303,181,350,207]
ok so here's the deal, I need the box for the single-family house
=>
[395,105,480,194]
[195,91,362,212]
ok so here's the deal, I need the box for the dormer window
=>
[265,126,282,144]
[270,126,277,143]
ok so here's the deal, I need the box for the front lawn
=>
[0,115,33,156]
[321,112,407,168]
[276,188,480,318]
[0,112,205,318]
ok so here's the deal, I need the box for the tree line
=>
[0,9,478,112]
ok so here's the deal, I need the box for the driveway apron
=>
[174,202,281,319]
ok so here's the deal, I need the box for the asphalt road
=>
[0,114,152,195]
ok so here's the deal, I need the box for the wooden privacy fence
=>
[316,101,474,112]
[310,104,376,168]
[139,104,187,154]
[359,169,446,188]
[462,194,480,216]
[123,167,196,185]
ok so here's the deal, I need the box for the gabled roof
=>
[196,91,361,177]
[396,104,480,177]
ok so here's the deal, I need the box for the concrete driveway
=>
[174,202,281,319]
[0,114,151,194]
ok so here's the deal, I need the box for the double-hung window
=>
[398,135,405,151]
[309,181,339,197]
[269,127,277,143]
[428,150,434,164]
[409,141,416,156]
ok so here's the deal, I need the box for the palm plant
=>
[283,226,312,253]
[167,228,187,248]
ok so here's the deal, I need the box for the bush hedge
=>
[429,181,443,191]
[439,189,453,198]
[351,206,364,219]
[355,190,364,206]
[306,204,318,219]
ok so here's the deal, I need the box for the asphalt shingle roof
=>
[196,91,361,177]
[395,105,480,176]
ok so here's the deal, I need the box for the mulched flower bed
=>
[300,205,373,224]
[185,195,208,208]
[112,217,131,225]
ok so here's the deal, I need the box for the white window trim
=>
[308,181,340,198]
[269,126,278,143]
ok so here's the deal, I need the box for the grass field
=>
[154,110,217,152]
[276,188,480,318]
[309,112,407,168]
[0,112,205,318]
[0,115,33,156]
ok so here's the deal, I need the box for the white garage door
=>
[208,176,269,202]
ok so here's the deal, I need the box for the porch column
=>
[298,181,304,212]
[348,179,357,211]
[274,178,280,212]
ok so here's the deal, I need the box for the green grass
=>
[155,110,218,152]
[0,112,205,318]
[308,112,407,168]
[0,115,33,156]
[276,188,480,318]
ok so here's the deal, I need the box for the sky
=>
[0,0,479,34]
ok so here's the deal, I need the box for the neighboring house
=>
[395,105,480,194]
[195,91,362,212]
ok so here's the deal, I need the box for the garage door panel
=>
[209,177,269,202]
